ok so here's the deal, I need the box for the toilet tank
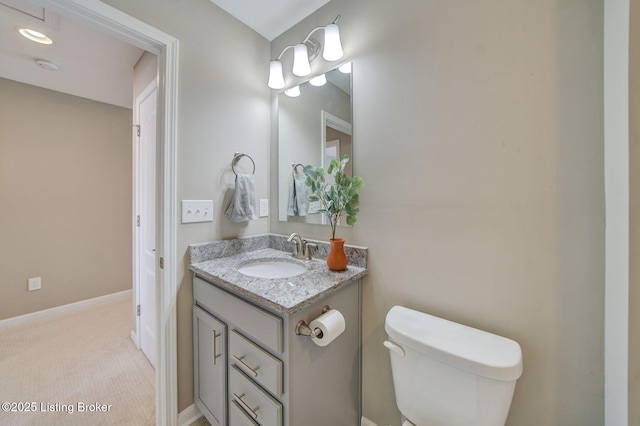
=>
[385,306,523,426]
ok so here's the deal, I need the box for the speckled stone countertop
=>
[189,234,368,315]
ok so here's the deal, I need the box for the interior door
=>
[137,82,157,368]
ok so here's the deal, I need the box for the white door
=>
[136,82,157,368]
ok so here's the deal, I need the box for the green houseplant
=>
[304,155,364,270]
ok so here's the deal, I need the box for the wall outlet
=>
[28,277,41,291]
[181,200,214,224]
[259,199,269,217]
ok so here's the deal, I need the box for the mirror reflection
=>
[278,63,352,224]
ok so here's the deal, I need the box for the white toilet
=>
[384,306,523,426]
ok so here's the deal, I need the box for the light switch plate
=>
[181,200,214,224]
[259,199,269,217]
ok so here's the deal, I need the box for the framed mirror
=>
[277,62,352,224]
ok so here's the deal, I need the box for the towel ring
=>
[232,152,255,176]
[292,163,304,177]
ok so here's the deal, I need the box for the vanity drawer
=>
[230,330,283,397]
[230,365,282,426]
[230,399,259,426]
[194,276,283,353]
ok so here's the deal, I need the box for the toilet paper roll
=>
[310,309,346,347]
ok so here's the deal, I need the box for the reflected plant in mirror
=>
[303,155,364,240]
[278,62,353,225]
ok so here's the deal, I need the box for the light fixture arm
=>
[275,45,295,61]
[272,15,341,61]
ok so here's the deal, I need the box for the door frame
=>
[604,0,629,424]
[33,1,179,424]
[133,80,158,356]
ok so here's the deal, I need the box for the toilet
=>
[384,306,523,426]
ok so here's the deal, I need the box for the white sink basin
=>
[237,258,308,279]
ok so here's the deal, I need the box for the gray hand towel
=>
[225,174,258,222]
[287,175,309,216]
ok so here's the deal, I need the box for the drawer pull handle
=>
[213,331,222,365]
[233,392,259,419]
[233,355,260,377]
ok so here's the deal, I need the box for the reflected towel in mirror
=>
[225,174,258,222]
[287,175,309,216]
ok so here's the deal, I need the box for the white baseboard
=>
[362,416,379,426]
[130,329,140,349]
[178,403,202,426]
[0,289,132,330]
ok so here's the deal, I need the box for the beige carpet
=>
[0,295,154,426]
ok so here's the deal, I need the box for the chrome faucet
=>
[287,233,317,260]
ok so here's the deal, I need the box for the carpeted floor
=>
[0,295,155,426]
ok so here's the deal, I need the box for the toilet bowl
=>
[384,306,523,426]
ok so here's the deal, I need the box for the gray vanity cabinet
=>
[193,274,361,426]
[194,306,227,426]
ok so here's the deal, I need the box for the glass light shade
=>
[268,60,285,89]
[292,44,311,76]
[284,86,300,97]
[309,74,326,86]
[323,24,343,61]
[338,62,352,73]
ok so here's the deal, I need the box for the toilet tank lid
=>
[385,306,523,381]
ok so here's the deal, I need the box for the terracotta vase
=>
[327,238,348,271]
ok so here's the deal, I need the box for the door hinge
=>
[136,215,140,227]
[159,257,164,269]
[133,124,140,137]
[136,304,141,316]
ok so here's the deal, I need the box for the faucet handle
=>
[303,242,317,260]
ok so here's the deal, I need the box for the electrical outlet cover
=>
[28,277,41,291]
[259,199,269,217]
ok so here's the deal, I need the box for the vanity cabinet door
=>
[194,306,227,426]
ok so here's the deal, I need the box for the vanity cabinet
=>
[193,306,227,426]
[192,274,361,426]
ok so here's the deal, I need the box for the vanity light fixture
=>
[268,15,344,89]
[284,85,301,97]
[17,28,53,45]
[309,74,327,87]
[338,62,352,74]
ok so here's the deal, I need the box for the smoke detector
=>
[34,59,59,71]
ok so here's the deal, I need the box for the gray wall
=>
[270,1,605,425]
[0,78,133,320]
[630,0,639,423]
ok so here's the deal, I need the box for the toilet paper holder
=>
[295,305,331,338]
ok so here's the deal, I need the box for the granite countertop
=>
[190,247,367,315]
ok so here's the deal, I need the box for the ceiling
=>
[209,0,330,41]
[0,0,143,108]
[0,0,329,109]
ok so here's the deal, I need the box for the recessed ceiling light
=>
[34,59,59,71]
[17,28,53,45]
